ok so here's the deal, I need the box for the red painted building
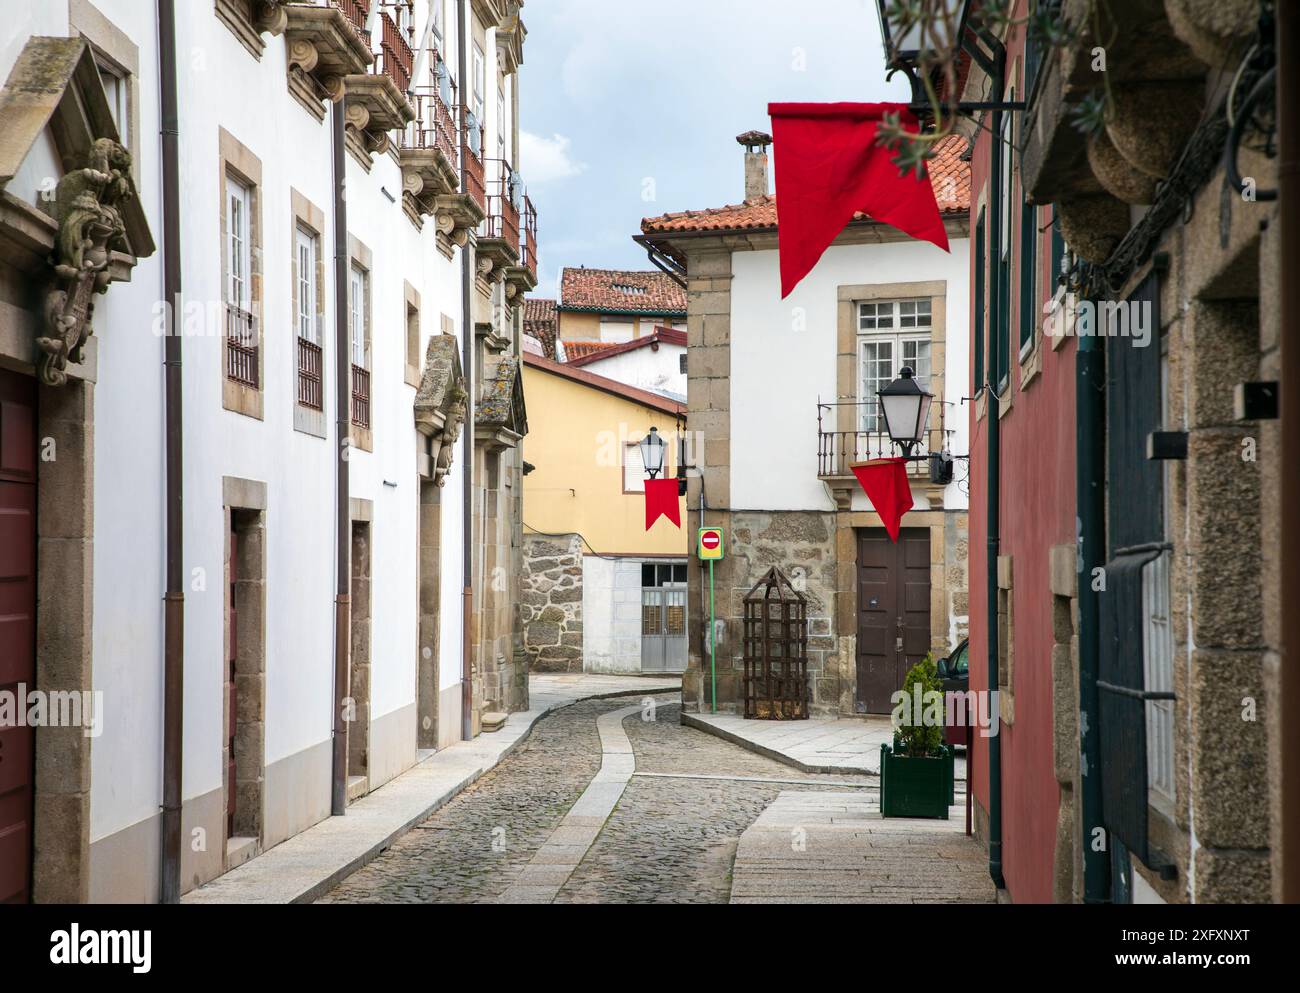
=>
[963,11,1076,903]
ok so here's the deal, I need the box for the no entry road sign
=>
[698,527,724,561]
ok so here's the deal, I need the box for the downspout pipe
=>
[1076,289,1109,903]
[1277,0,1300,904]
[975,25,1006,893]
[158,0,185,905]
[458,0,475,742]
[330,100,351,817]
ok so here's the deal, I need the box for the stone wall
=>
[683,508,970,718]
[521,533,584,672]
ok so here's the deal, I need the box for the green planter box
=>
[880,742,952,819]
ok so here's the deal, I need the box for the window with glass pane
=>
[296,227,317,342]
[226,177,251,309]
[350,265,367,367]
[858,299,933,433]
[96,59,129,149]
[860,339,893,432]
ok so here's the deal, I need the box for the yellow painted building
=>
[521,352,688,675]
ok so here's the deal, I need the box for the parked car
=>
[935,639,970,749]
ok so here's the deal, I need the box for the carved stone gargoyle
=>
[40,137,134,386]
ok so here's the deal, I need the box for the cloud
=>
[519,131,586,184]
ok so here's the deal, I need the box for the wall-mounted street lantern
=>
[878,366,934,457]
[872,0,1025,114]
[639,427,666,479]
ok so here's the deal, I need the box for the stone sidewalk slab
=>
[183,674,678,904]
[730,790,994,904]
[681,711,969,781]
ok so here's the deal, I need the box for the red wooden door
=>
[855,527,931,714]
[227,524,238,838]
[0,369,37,903]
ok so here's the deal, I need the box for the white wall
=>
[581,556,642,673]
[0,0,503,862]
[729,236,970,513]
[581,343,686,397]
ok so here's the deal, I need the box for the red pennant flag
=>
[768,102,950,298]
[645,478,681,530]
[851,458,914,543]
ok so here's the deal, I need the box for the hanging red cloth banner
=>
[851,458,914,543]
[644,478,681,530]
[767,102,950,298]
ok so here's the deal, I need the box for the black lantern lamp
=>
[877,366,934,457]
[639,427,667,480]
[874,1,1024,115]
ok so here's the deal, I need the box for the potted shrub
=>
[881,654,953,819]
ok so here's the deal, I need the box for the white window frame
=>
[226,176,251,310]
[472,43,485,122]
[296,225,319,344]
[95,57,130,150]
[857,299,933,433]
[496,87,506,161]
[349,263,368,368]
[432,0,444,45]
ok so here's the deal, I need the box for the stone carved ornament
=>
[40,137,134,386]
[414,334,467,486]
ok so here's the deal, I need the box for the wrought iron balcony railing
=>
[375,9,412,92]
[332,0,371,40]
[520,194,538,279]
[351,364,371,429]
[225,304,259,389]
[462,114,486,210]
[815,398,950,479]
[402,54,458,163]
[485,159,520,252]
[297,337,324,410]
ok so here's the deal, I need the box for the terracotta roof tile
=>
[565,327,687,367]
[558,267,687,314]
[561,340,622,361]
[641,133,970,235]
[523,296,558,358]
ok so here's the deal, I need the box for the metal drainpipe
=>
[1277,0,1300,904]
[984,38,1006,895]
[157,0,185,905]
[1076,292,1109,903]
[458,0,475,742]
[330,99,351,817]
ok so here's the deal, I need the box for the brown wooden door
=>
[855,527,931,714]
[0,370,37,903]
[227,524,238,838]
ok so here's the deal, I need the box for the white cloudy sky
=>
[519,0,910,295]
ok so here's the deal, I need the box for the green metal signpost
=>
[697,527,724,713]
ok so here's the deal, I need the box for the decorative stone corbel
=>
[252,0,289,35]
[40,138,134,386]
[288,37,319,75]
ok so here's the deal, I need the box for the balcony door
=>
[857,299,932,435]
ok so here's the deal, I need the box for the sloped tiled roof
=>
[561,340,622,361]
[566,327,687,368]
[523,297,558,358]
[523,351,686,418]
[640,133,970,235]
[559,267,687,314]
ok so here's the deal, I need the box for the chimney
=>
[737,130,772,202]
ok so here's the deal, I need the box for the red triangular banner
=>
[645,478,681,530]
[851,458,914,543]
[768,102,949,298]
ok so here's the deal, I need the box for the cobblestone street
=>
[319,692,974,904]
